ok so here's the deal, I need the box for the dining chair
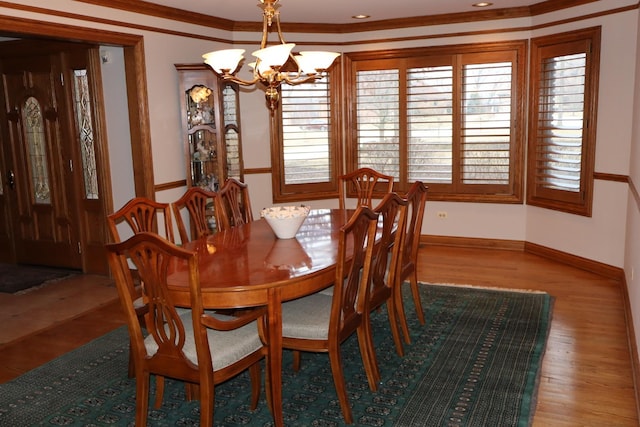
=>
[172,187,220,244]
[338,167,394,210]
[279,206,379,424]
[367,192,408,378]
[396,181,429,343]
[106,232,268,427]
[107,197,175,378]
[107,197,175,243]
[215,178,254,230]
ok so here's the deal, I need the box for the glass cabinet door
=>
[176,64,243,191]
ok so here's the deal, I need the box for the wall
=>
[0,0,636,276]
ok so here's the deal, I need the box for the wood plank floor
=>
[0,245,637,425]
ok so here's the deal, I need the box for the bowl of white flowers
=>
[260,206,310,239]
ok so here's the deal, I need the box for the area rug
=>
[0,263,78,294]
[0,283,552,426]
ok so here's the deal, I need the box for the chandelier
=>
[202,0,340,111]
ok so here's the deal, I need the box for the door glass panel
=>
[23,96,50,204]
[73,69,99,199]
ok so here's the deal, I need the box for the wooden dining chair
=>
[279,206,379,424]
[396,181,429,343]
[216,178,254,230]
[172,187,220,244]
[106,232,268,427]
[338,167,394,210]
[107,197,175,378]
[367,192,408,378]
[107,197,175,243]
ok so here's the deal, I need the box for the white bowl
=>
[261,206,310,239]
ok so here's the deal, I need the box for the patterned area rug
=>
[0,283,552,426]
[0,263,78,294]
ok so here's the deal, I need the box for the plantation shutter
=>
[355,68,400,179]
[460,59,513,190]
[527,28,599,216]
[534,50,586,193]
[280,79,332,185]
[407,65,453,184]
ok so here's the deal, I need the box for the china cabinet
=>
[175,64,243,191]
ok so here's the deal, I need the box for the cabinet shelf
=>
[176,63,245,236]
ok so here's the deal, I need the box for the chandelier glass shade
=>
[202,0,340,110]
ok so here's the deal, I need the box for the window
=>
[272,65,340,202]
[527,27,600,216]
[345,42,526,202]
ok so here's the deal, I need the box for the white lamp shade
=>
[202,49,245,74]
[252,43,295,68]
[299,51,340,71]
[294,55,317,74]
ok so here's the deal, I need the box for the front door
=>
[0,41,109,272]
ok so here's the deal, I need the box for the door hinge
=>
[77,242,82,254]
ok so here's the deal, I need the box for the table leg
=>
[267,287,284,427]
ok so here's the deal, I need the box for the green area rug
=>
[0,283,552,426]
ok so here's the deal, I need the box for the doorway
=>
[0,40,109,273]
[0,11,157,276]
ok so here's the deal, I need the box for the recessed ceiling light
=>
[473,2,493,7]
[352,14,371,20]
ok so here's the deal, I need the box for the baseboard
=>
[421,235,525,251]
[524,242,624,281]
[421,234,624,281]
[620,275,640,423]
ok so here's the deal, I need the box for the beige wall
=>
[0,0,636,268]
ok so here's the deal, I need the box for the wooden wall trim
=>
[421,234,624,281]
[620,275,640,422]
[73,0,604,34]
[421,235,525,251]
[525,241,624,280]
[594,172,629,183]
[154,180,187,192]
[244,167,272,175]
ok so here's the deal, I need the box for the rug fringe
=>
[420,281,549,295]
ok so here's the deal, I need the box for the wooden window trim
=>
[343,41,527,202]
[526,27,600,216]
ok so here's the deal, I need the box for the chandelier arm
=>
[280,74,321,86]
[221,74,261,87]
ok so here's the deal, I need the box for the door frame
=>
[0,14,157,261]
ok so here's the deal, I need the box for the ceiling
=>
[142,0,543,25]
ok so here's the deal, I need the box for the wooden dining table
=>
[166,208,353,427]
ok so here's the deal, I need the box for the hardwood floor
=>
[0,245,637,425]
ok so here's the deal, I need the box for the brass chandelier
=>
[202,0,340,111]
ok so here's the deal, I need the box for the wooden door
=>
[0,41,109,272]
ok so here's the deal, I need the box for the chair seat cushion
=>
[281,293,333,340]
[144,312,262,371]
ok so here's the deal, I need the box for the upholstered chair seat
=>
[281,293,333,340]
[144,312,264,370]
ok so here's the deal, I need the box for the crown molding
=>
[75,0,602,34]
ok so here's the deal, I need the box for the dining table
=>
[166,208,353,427]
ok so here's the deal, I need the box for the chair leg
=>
[410,273,425,324]
[395,280,412,345]
[328,345,353,424]
[249,363,261,410]
[386,300,405,357]
[153,376,165,409]
[292,350,302,372]
[198,383,214,427]
[357,320,379,390]
[136,371,150,427]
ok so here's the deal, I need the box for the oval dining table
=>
[167,208,353,427]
